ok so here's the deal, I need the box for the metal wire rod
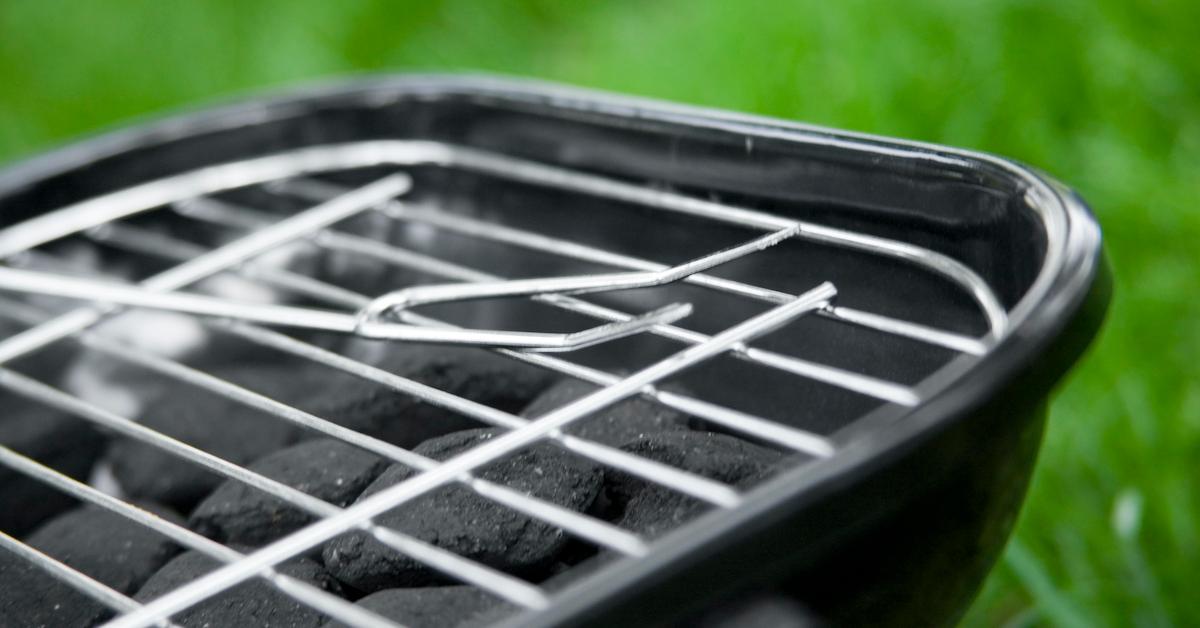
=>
[359,226,799,317]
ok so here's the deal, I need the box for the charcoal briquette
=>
[25,502,183,595]
[189,438,388,546]
[324,342,557,448]
[323,428,602,593]
[0,395,105,536]
[135,550,340,627]
[611,431,782,537]
[521,378,693,446]
[321,586,514,628]
[0,547,111,627]
[106,362,306,511]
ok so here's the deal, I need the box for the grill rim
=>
[0,75,1108,626]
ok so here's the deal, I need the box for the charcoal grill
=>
[0,76,1108,627]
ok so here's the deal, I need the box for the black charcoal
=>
[26,503,183,595]
[324,428,602,592]
[521,378,692,446]
[0,547,111,627]
[190,439,388,546]
[322,586,513,628]
[612,431,782,537]
[135,550,340,627]
[106,362,305,510]
[0,395,105,536]
[321,342,557,448]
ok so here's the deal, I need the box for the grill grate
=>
[0,141,1008,627]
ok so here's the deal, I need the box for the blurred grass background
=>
[1,1,1196,625]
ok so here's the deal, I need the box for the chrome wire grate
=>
[0,141,1009,627]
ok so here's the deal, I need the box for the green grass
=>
[2,1,1196,625]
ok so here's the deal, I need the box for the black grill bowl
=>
[0,76,1108,627]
